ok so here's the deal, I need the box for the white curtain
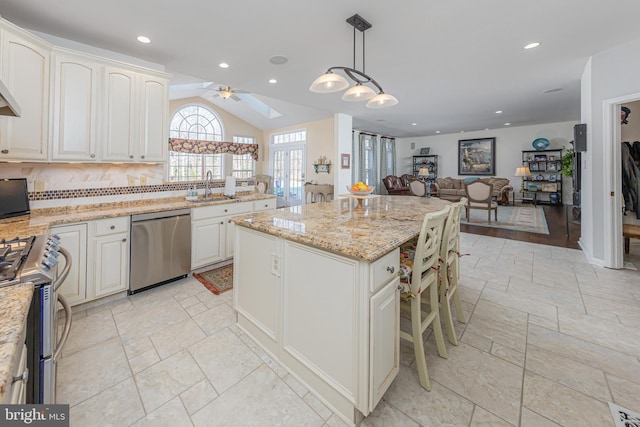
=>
[379,137,396,179]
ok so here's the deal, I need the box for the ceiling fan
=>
[206,85,250,101]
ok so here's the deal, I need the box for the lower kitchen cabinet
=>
[51,216,129,306]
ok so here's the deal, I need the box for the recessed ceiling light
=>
[485,128,490,131]
[543,88,563,94]
[504,122,511,126]
[269,55,288,65]
[137,36,151,44]
[524,42,540,50]
[495,110,503,114]
[460,131,465,133]
[269,79,277,84]
[219,62,229,69]
[411,123,417,126]
[435,131,440,134]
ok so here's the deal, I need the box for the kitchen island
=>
[231,196,451,426]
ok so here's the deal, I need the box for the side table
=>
[513,190,537,206]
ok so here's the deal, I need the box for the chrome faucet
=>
[205,170,213,198]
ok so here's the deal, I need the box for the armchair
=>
[464,181,498,222]
[382,175,412,195]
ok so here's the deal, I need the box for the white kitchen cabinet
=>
[49,223,88,306]
[102,67,136,161]
[191,217,226,269]
[0,24,51,161]
[89,217,129,298]
[138,74,168,162]
[51,52,99,161]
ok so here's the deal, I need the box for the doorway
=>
[270,141,306,208]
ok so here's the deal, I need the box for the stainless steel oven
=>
[0,234,72,404]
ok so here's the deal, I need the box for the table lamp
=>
[418,168,431,197]
[515,166,531,192]
[418,168,430,181]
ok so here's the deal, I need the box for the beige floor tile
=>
[178,295,200,309]
[134,350,205,413]
[61,307,118,357]
[324,414,352,426]
[480,287,557,320]
[179,379,218,416]
[558,309,640,356]
[426,341,523,425]
[461,331,493,352]
[491,342,525,367]
[507,276,585,312]
[129,348,160,374]
[191,364,324,427]
[527,324,640,381]
[69,378,144,427]
[361,400,419,426]
[189,328,262,393]
[150,318,207,359]
[522,371,611,426]
[526,345,611,401]
[382,367,474,426]
[57,337,131,406]
[114,298,189,345]
[185,302,208,317]
[470,406,514,426]
[464,309,527,353]
[284,373,308,397]
[520,408,561,426]
[303,392,333,421]
[196,290,229,309]
[130,397,193,427]
[528,314,558,331]
[190,303,236,336]
[124,336,154,359]
[606,374,640,412]
[581,293,640,324]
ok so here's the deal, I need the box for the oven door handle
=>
[53,247,72,292]
[53,294,72,361]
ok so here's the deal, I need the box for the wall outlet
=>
[139,175,147,186]
[34,180,45,192]
[127,175,137,186]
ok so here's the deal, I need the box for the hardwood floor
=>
[460,203,581,249]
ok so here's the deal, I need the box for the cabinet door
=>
[93,232,129,298]
[138,75,168,162]
[51,55,99,161]
[102,67,137,161]
[191,218,225,269]
[50,223,88,306]
[369,277,400,409]
[0,29,50,160]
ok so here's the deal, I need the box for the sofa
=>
[433,177,513,205]
[382,174,415,195]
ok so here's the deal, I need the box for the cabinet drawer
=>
[192,202,252,221]
[94,216,129,236]
[253,198,276,211]
[370,248,400,293]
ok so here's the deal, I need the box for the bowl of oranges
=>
[347,182,375,196]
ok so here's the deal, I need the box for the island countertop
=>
[232,195,451,262]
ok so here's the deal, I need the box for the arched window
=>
[168,105,224,181]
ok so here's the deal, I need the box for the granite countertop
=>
[0,193,276,240]
[232,195,451,262]
[0,282,33,402]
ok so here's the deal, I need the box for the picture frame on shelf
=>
[527,183,539,191]
[420,147,430,155]
[549,174,557,182]
[547,161,557,171]
[542,183,558,192]
[530,162,539,171]
[534,154,547,161]
[340,153,350,169]
[458,137,496,175]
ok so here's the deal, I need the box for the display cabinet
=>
[412,155,438,182]
[521,149,563,205]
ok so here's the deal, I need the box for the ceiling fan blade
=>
[230,94,241,102]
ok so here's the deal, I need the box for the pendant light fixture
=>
[309,14,398,109]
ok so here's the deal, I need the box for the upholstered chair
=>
[398,206,451,391]
[464,181,497,222]
[438,198,467,345]
[409,180,427,197]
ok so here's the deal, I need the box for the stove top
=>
[0,235,59,288]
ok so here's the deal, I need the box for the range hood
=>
[0,78,21,117]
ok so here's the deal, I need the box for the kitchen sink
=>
[187,197,233,203]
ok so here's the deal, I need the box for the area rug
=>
[464,205,549,234]
[193,264,233,295]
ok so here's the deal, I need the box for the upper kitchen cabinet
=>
[51,52,99,161]
[0,23,51,161]
[138,74,168,162]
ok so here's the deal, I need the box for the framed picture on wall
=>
[340,153,350,169]
[458,137,496,175]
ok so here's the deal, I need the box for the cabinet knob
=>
[122,238,127,243]
[220,221,224,225]
[110,225,115,230]
[1,149,8,154]
[386,266,395,274]
[397,285,404,291]
[90,153,95,158]
[129,155,134,159]
[224,209,228,213]
[264,204,268,208]
[141,155,145,159]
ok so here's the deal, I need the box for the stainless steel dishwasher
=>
[130,209,191,293]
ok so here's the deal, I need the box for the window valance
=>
[168,138,258,160]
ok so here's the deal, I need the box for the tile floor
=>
[57,234,640,426]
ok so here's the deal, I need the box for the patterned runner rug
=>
[193,264,233,295]
[465,205,549,234]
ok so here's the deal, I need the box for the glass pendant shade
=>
[341,84,376,101]
[309,72,350,93]
[366,93,399,109]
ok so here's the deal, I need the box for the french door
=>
[271,143,305,208]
